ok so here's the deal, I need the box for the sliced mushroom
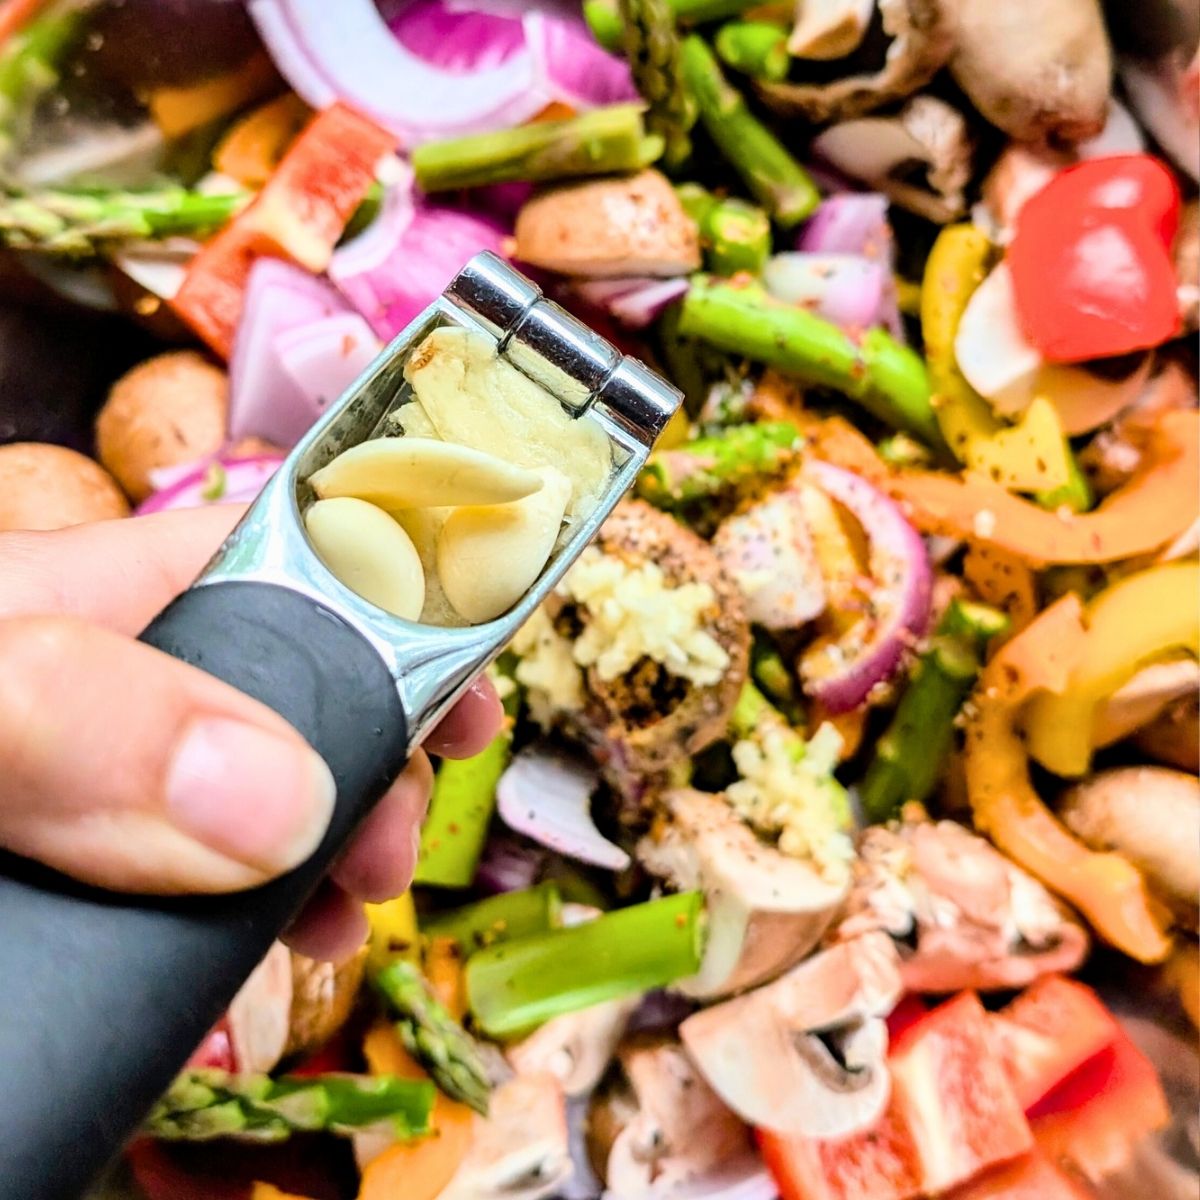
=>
[226,941,294,1075]
[588,1036,760,1197]
[283,944,368,1061]
[514,169,701,278]
[809,96,972,223]
[1093,659,1200,749]
[555,502,750,800]
[506,996,640,1098]
[679,934,901,1138]
[788,0,876,59]
[1120,42,1200,183]
[949,0,1112,142]
[758,0,957,122]
[832,817,1090,992]
[439,1073,572,1200]
[1136,691,1200,773]
[637,789,848,999]
[1061,767,1200,930]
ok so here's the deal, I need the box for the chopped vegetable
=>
[584,0,762,51]
[214,92,312,188]
[861,599,1009,822]
[421,883,563,952]
[145,1069,434,1143]
[465,891,705,1038]
[1025,562,1200,777]
[374,961,492,1115]
[678,183,772,276]
[679,276,941,445]
[617,0,694,166]
[714,19,789,83]
[412,102,658,192]
[963,594,1174,962]
[1008,155,1183,361]
[679,35,820,226]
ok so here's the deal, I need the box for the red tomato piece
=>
[1008,155,1182,362]
[1031,1031,1169,1182]
[989,975,1120,1111]
[889,992,1033,1194]
[945,1151,1093,1199]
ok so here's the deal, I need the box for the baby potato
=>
[0,443,129,531]
[96,350,229,501]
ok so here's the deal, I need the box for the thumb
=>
[0,615,336,894]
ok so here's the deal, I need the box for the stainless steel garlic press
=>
[0,252,682,1200]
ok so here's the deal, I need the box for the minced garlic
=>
[558,547,729,687]
[727,722,854,883]
[510,608,585,726]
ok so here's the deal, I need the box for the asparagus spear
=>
[146,1070,434,1143]
[618,0,696,168]
[636,419,800,508]
[860,599,1009,823]
[678,275,944,446]
[0,184,249,256]
[677,182,770,275]
[374,960,492,1115]
[466,891,705,1038]
[679,35,819,226]
[0,8,82,154]
[422,882,564,952]
[750,635,804,725]
[415,717,514,889]
[715,19,790,82]
[411,104,661,193]
[585,0,764,51]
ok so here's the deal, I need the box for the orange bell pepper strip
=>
[890,409,1199,566]
[424,936,467,1021]
[360,1023,474,1200]
[148,52,279,138]
[215,93,314,189]
[171,101,395,357]
[252,1185,316,1200]
[962,544,1037,635]
[1024,562,1200,777]
[0,0,47,44]
[964,594,1173,963]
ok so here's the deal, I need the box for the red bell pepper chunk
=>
[171,101,395,358]
[944,1151,1092,1199]
[1031,1031,1169,1182]
[989,975,1120,1111]
[1008,155,1182,363]
[186,1016,238,1073]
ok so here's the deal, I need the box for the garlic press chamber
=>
[0,252,682,1200]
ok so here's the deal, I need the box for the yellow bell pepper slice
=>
[922,225,1071,491]
[214,92,312,188]
[1024,562,1200,777]
[366,890,420,974]
[965,594,1173,963]
[890,409,1199,565]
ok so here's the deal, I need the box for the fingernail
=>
[167,717,336,874]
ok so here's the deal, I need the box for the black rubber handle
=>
[0,581,411,1200]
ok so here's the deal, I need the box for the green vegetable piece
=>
[422,882,564,952]
[411,104,659,193]
[146,1070,434,1143]
[636,419,800,508]
[466,891,706,1038]
[679,35,819,226]
[415,726,513,889]
[585,0,765,50]
[618,0,696,168]
[374,961,492,1115]
[678,184,771,275]
[1035,443,1094,514]
[860,599,1009,823]
[715,19,789,82]
[678,274,944,447]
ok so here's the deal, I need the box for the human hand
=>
[0,505,503,962]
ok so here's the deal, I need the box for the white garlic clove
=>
[305,497,425,620]
[438,467,572,624]
[308,437,543,510]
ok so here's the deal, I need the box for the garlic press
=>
[0,252,682,1200]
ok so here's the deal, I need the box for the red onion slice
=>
[764,252,889,333]
[136,456,284,516]
[571,276,689,329]
[274,312,381,419]
[797,193,893,260]
[800,461,932,713]
[497,746,630,870]
[248,0,634,145]
[229,258,350,448]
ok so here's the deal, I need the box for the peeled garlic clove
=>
[309,437,543,510]
[306,497,425,620]
[438,467,572,624]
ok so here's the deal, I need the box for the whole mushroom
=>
[0,442,129,531]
